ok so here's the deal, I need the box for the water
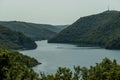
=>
[20,40,120,74]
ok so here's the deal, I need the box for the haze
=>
[0,0,120,25]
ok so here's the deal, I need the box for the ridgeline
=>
[0,25,37,50]
[0,21,68,41]
[48,10,120,49]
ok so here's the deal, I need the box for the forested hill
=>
[48,10,120,49]
[0,25,37,50]
[0,47,40,80]
[0,21,68,41]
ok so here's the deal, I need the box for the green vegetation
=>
[48,10,120,49]
[0,21,68,41]
[0,47,40,80]
[40,58,120,80]
[0,25,37,50]
[1,47,120,80]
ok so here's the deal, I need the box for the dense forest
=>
[0,21,68,41]
[48,10,120,49]
[0,47,40,80]
[0,25,37,50]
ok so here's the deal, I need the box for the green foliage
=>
[0,47,40,80]
[40,66,81,80]
[81,58,120,80]
[40,58,120,80]
[48,10,120,49]
[0,25,37,50]
[1,47,120,80]
[0,21,67,41]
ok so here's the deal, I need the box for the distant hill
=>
[48,10,120,49]
[28,23,68,33]
[0,25,37,50]
[0,21,68,41]
[43,25,68,33]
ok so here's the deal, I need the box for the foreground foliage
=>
[1,47,120,80]
[0,47,40,80]
[40,58,120,80]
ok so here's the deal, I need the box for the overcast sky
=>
[0,0,120,25]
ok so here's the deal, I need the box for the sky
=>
[0,0,120,25]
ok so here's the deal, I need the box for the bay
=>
[20,40,120,74]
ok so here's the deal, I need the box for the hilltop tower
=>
[108,5,110,11]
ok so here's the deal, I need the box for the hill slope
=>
[0,47,40,79]
[0,21,68,40]
[0,25,37,49]
[48,10,120,49]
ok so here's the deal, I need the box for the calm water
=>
[20,40,120,74]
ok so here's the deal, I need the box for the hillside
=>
[28,23,68,33]
[48,10,120,49]
[0,25,37,50]
[0,21,68,40]
[0,47,40,80]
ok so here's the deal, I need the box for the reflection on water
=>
[20,40,120,74]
